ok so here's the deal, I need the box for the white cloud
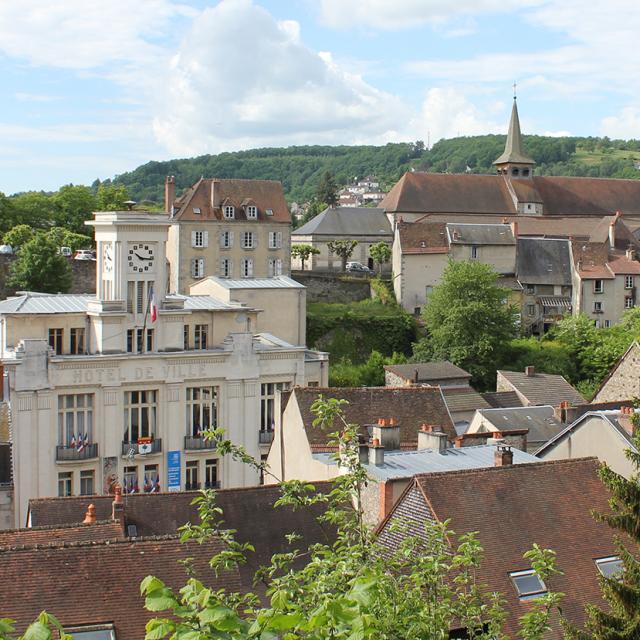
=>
[152,0,409,155]
[14,93,62,103]
[601,108,640,139]
[409,88,504,144]
[318,0,541,30]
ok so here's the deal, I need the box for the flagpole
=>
[141,283,153,352]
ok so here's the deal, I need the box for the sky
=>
[2,0,640,194]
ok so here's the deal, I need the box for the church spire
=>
[493,94,535,177]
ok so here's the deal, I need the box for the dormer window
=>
[246,205,258,219]
[595,556,623,579]
[193,207,201,215]
[224,206,235,219]
[510,569,547,600]
[512,168,520,176]
[522,168,530,177]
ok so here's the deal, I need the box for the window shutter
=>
[228,259,233,277]
[203,231,209,248]
[276,258,282,275]
[253,232,257,248]
[229,231,234,247]
[191,231,197,248]
[248,259,254,277]
[277,232,282,248]
[219,231,225,247]
[190,258,196,277]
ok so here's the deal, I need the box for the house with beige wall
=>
[165,177,291,293]
[0,210,327,528]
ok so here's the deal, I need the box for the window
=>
[220,258,232,278]
[242,231,255,249]
[595,556,623,579]
[268,258,282,277]
[143,464,159,492]
[246,205,258,219]
[471,246,479,260]
[510,569,547,599]
[224,205,235,219]
[260,382,290,433]
[49,328,63,355]
[70,328,85,354]
[123,390,157,443]
[594,280,604,294]
[604,320,612,328]
[220,230,233,248]
[594,301,603,313]
[127,329,134,353]
[425,285,433,302]
[625,275,634,289]
[265,208,273,216]
[526,285,535,295]
[527,304,536,316]
[136,281,144,313]
[58,472,72,496]
[80,470,95,496]
[58,394,93,447]
[136,328,144,353]
[205,458,219,489]
[268,231,282,249]
[191,230,208,248]
[241,258,254,278]
[146,329,154,352]
[625,297,634,309]
[194,324,208,350]
[63,625,116,640]
[191,257,205,278]
[183,325,190,350]
[186,461,199,490]
[186,386,218,437]
[193,207,201,215]
[123,465,138,493]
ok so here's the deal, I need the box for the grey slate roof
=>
[516,238,572,286]
[475,406,564,445]
[313,443,537,481]
[441,387,492,413]
[293,207,391,237]
[166,294,246,310]
[0,293,94,314]
[498,369,586,406]
[482,391,524,408]
[203,276,305,289]
[493,98,536,166]
[384,361,471,383]
[447,223,516,245]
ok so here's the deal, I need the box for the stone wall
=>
[291,271,371,303]
[592,341,640,403]
[0,255,95,298]
[0,487,14,530]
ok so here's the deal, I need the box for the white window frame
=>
[220,258,232,278]
[268,257,283,277]
[624,275,634,289]
[246,205,258,219]
[509,569,547,600]
[58,471,72,497]
[80,470,95,496]
[625,296,634,309]
[191,257,205,279]
[194,324,208,350]
[593,301,603,313]
[224,205,235,219]
[123,390,157,443]
[595,556,623,579]
[241,258,254,278]
[191,230,208,248]
[186,386,218,437]
[593,279,604,294]
[242,231,255,249]
[260,382,290,432]
[471,246,479,260]
[58,394,94,447]
[220,230,233,249]
[205,458,219,489]
[268,231,283,249]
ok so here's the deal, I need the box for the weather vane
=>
[513,81,517,100]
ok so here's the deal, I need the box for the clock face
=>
[128,243,155,273]
[103,243,113,273]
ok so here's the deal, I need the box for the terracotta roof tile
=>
[0,521,123,548]
[398,220,449,254]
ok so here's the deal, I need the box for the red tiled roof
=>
[292,386,457,444]
[397,220,449,254]
[0,521,123,548]
[376,458,618,637]
[0,535,240,639]
[173,178,290,223]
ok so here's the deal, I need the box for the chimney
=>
[371,418,401,451]
[164,176,175,214]
[554,400,570,423]
[413,369,419,384]
[525,365,535,377]
[111,484,125,532]
[369,438,385,466]
[358,442,369,464]
[510,221,518,238]
[454,436,463,448]
[494,444,514,467]
[609,213,619,249]
[83,504,97,525]
[417,423,448,453]
[210,179,217,209]
[627,246,637,261]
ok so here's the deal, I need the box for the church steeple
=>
[494,93,535,178]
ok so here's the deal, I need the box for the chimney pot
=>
[83,504,97,525]
[164,176,176,214]
[492,431,503,439]
[495,445,514,467]
[454,436,463,448]
[525,365,535,377]
[112,485,125,532]
[389,417,397,426]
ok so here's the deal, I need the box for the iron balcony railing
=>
[259,430,274,444]
[184,435,217,450]
[56,443,98,461]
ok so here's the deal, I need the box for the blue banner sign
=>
[167,450,181,492]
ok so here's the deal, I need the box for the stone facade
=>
[592,341,640,403]
[290,272,371,303]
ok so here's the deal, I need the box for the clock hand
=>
[134,252,147,260]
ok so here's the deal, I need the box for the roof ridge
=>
[0,519,117,535]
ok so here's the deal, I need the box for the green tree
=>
[9,233,72,293]
[53,185,96,235]
[290,244,320,270]
[3,225,35,250]
[414,260,518,389]
[327,239,358,271]
[316,171,339,207]
[62,231,93,251]
[298,198,326,227]
[369,241,391,275]
[96,183,129,211]
[565,421,640,639]
[10,192,56,228]
[0,193,18,236]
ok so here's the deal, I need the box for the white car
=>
[59,246,72,257]
[0,245,13,255]
[74,250,94,260]
[346,261,372,273]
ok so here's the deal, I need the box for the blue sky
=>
[1,0,639,194]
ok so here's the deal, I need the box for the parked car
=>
[59,246,72,257]
[74,250,94,261]
[346,261,372,273]
[0,245,13,255]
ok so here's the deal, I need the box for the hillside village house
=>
[291,207,392,272]
[165,177,291,293]
[0,210,327,528]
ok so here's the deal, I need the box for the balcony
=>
[259,430,274,445]
[56,443,98,462]
[121,439,162,457]
[204,481,221,490]
[185,482,201,491]
[184,435,217,451]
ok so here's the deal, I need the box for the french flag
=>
[149,286,157,323]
